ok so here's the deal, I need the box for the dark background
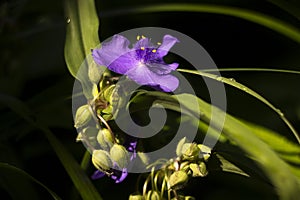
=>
[1,0,300,199]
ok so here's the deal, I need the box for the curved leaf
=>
[64,0,100,78]
[174,93,300,199]
[101,3,300,44]
[128,91,300,198]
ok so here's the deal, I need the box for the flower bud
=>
[185,196,196,200]
[171,195,185,200]
[83,127,99,147]
[197,144,211,161]
[97,128,114,151]
[176,137,187,157]
[128,194,143,200]
[74,105,92,128]
[181,143,200,161]
[171,195,195,200]
[169,170,188,190]
[110,144,130,169]
[189,162,208,177]
[88,61,105,84]
[103,85,116,105]
[92,150,112,171]
[146,190,160,200]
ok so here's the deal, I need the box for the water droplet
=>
[229,78,236,82]
[216,76,223,81]
[66,18,71,24]
[276,109,285,117]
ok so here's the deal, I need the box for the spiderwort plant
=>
[74,34,183,184]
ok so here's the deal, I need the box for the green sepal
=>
[189,162,208,177]
[169,170,189,190]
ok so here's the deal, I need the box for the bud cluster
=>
[74,71,134,182]
[130,137,211,200]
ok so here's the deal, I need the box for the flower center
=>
[136,47,157,64]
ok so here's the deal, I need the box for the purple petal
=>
[108,51,138,74]
[126,65,179,92]
[91,170,106,180]
[92,35,136,74]
[148,62,179,75]
[111,169,128,183]
[157,35,179,57]
[125,64,157,86]
[152,74,179,92]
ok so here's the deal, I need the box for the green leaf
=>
[267,0,300,20]
[128,91,300,198]
[174,93,300,199]
[214,154,249,177]
[106,3,300,44]
[0,93,103,200]
[64,0,100,78]
[241,120,300,178]
[64,0,100,98]
[0,163,61,200]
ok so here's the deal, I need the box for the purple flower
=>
[92,34,179,92]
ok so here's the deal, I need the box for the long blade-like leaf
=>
[129,91,300,198]
[64,0,100,78]
[174,93,300,199]
[101,3,300,44]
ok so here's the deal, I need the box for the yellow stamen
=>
[157,42,161,45]
[140,47,145,50]
[136,35,140,40]
[152,49,157,53]
[141,35,146,39]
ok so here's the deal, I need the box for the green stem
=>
[177,68,300,144]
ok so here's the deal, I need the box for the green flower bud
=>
[199,162,208,176]
[74,105,92,128]
[92,150,112,171]
[146,190,160,200]
[197,144,211,161]
[88,61,105,84]
[103,85,116,105]
[83,127,99,147]
[97,128,114,151]
[189,162,208,177]
[171,195,195,200]
[110,144,130,169]
[185,196,196,200]
[181,143,200,161]
[129,194,144,200]
[171,195,185,200]
[169,171,188,190]
[176,137,187,157]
